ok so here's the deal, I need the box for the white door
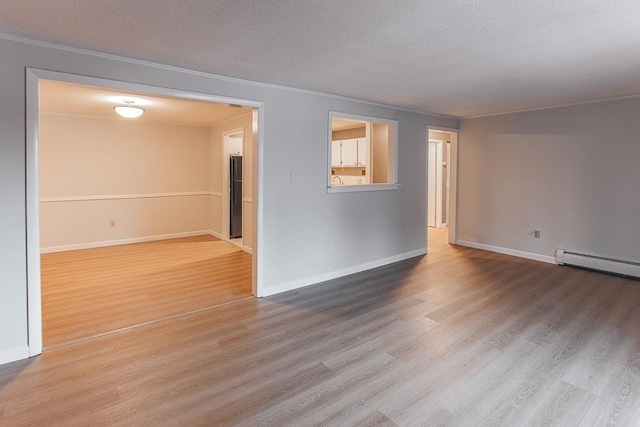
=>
[428,140,444,228]
[428,142,437,227]
[445,141,451,225]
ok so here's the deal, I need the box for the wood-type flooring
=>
[41,235,253,347]
[2,228,640,425]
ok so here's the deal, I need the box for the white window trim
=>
[327,111,399,193]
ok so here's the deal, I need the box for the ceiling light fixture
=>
[114,100,145,118]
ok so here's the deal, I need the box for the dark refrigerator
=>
[230,156,243,238]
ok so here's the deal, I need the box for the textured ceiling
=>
[40,80,251,126]
[2,1,640,117]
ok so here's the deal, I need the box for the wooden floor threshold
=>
[44,295,255,351]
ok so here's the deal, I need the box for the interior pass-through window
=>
[328,112,398,192]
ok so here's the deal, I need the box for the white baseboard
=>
[209,230,223,239]
[259,248,426,297]
[41,230,213,253]
[208,230,249,254]
[457,240,556,265]
[0,345,30,365]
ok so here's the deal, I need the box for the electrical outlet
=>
[329,242,336,253]
[109,220,116,228]
[526,229,533,236]
[534,230,541,238]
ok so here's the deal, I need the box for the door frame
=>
[427,127,459,246]
[222,127,244,242]
[26,68,265,356]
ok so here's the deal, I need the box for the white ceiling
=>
[40,80,251,126]
[332,118,366,132]
[2,1,640,118]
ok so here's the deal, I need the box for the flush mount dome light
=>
[114,100,145,118]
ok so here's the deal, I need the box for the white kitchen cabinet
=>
[331,140,342,166]
[332,138,368,167]
[357,138,367,166]
[341,139,358,166]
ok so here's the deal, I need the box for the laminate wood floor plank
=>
[41,234,252,347]
[4,228,640,425]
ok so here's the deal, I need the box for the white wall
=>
[39,114,211,251]
[0,36,456,364]
[458,97,640,263]
[209,121,223,237]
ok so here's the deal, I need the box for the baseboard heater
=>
[556,248,640,279]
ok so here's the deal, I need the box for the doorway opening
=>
[427,128,458,252]
[26,69,264,355]
[222,128,248,252]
